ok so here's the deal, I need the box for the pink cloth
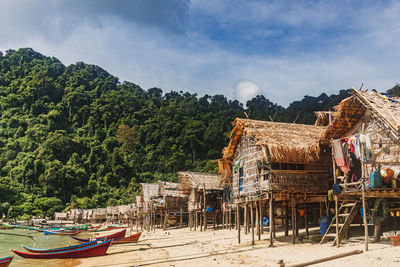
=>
[332,139,350,173]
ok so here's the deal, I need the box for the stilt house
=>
[219,118,332,245]
[319,89,400,249]
[178,172,223,230]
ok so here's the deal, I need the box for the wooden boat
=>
[23,238,105,253]
[69,229,126,243]
[106,225,128,230]
[12,240,111,259]
[44,230,82,235]
[0,256,13,267]
[111,232,142,245]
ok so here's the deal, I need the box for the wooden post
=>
[244,203,248,235]
[237,203,241,243]
[269,193,274,246]
[362,180,368,251]
[229,208,232,230]
[194,211,197,231]
[256,200,260,238]
[305,206,309,236]
[180,209,183,228]
[203,186,207,231]
[285,202,289,236]
[251,201,255,245]
[260,201,264,235]
[136,213,139,233]
[222,207,226,229]
[292,197,296,244]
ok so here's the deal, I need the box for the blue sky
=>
[1,0,400,106]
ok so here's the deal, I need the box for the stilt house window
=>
[239,167,243,192]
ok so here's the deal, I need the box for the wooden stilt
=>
[269,193,274,246]
[256,201,260,238]
[244,203,248,235]
[251,201,255,245]
[237,204,241,244]
[180,209,183,228]
[305,206,309,236]
[229,208,232,230]
[260,201,264,235]
[222,208,226,229]
[285,202,289,236]
[292,198,296,244]
[362,180,368,251]
[194,211,197,231]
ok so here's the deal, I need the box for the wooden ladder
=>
[320,201,361,245]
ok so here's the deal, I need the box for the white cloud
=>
[234,81,261,103]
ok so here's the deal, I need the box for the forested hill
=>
[0,48,366,219]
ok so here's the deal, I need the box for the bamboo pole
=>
[332,147,340,247]
[203,185,207,231]
[285,250,363,267]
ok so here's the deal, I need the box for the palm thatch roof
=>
[223,118,326,163]
[178,172,222,191]
[321,89,400,140]
[158,181,186,198]
[140,183,159,202]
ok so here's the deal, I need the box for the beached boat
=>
[0,256,13,267]
[44,229,82,235]
[111,232,142,244]
[69,229,126,243]
[106,225,128,230]
[23,238,105,253]
[12,240,111,259]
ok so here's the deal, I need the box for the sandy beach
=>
[77,226,400,267]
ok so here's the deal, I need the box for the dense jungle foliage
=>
[0,48,390,219]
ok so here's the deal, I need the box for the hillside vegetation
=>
[0,48,365,219]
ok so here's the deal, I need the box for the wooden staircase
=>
[320,201,361,245]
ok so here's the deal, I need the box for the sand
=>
[78,226,400,267]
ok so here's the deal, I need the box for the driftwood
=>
[283,249,363,267]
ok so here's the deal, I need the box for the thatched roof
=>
[178,172,222,191]
[158,181,186,198]
[223,118,326,163]
[321,89,400,140]
[141,183,159,202]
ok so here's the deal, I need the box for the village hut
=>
[54,212,68,221]
[178,172,223,231]
[69,209,82,223]
[107,206,119,223]
[92,208,107,223]
[218,118,331,245]
[154,181,188,229]
[140,183,159,230]
[319,89,400,250]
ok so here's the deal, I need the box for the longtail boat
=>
[23,238,105,253]
[0,256,13,267]
[111,232,142,245]
[106,225,128,230]
[69,229,126,243]
[12,240,111,259]
[44,230,82,235]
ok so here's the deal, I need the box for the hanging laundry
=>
[332,139,351,173]
[353,138,361,159]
